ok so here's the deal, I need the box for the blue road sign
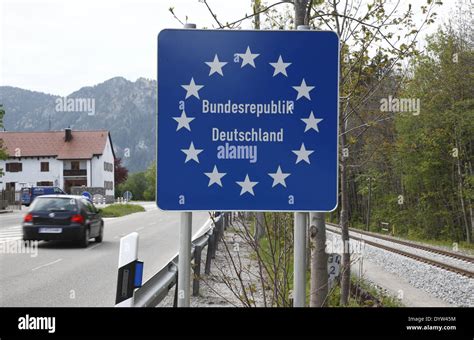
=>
[81,191,92,201]
[123,191,133,201]
[157,29,339,211]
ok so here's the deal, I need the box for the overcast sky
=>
[0,0,460,96]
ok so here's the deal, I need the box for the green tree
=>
[394,27,474,243]
[143,162,156,201]
[116,162,156,201]
[116,171,147,200]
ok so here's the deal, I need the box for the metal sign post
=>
[176,23,197,308]
[178,211,192,307]
[293,211,307,307]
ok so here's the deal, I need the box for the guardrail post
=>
[221,213,226,234]
[192,245,202,296]
[214,216,222,253]
[173,273,179,308]
[205,232,214,273]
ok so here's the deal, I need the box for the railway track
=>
[326,223,474,279]
[327,222,474,264]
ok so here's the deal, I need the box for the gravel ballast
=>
[326,230,473,307]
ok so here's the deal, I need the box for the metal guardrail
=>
[130,212,232,307]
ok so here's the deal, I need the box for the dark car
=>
[21,186,66,206]
[22,195,104,247]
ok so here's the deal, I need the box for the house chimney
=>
[65,127,72,142]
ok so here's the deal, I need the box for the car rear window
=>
[30,197,78,211]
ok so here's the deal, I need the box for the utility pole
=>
[252,0,265,247]
[253,0,261,29]
[294,0,308,26]
[294,0,329,308]
[293,0,309,308]
[366,176,372,231]
[254,212,265,244]
[309,212,328,307]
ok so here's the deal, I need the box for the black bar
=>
[0,307,471,338]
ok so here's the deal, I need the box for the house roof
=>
[0,130,113,160]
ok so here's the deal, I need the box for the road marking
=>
[148,222,155,226]
[32,258,62,271]
[86,243,102,251]
[0,225,23,241]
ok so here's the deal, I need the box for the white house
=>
[0,128,115,199]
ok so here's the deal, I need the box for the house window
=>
[104,181,113,190]
[40,162,49,172]
[6,162,22,172]
[71,161,80,170]
[37,181,53,186]
[104,162,113,172]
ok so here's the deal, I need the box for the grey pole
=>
[292,24,312,308]
[297,24,310,30]
[293,212,307,306]
[366,176,372,231]
[176,22,196,308]
[178,211,192,307]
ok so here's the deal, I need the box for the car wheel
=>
[95,225,103,243]
[79,228,90,248]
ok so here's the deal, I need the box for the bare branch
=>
[202,0,224,28]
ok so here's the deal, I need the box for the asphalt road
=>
[0,203,210,306]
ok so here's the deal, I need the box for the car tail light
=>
[71,214,84,224]
[23,213,33,223]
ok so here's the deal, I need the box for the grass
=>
[98,203,145,217]
[350,276,403,307]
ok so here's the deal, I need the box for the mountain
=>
[0,77,156,172]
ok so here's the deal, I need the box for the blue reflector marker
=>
[134,261,144,288]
